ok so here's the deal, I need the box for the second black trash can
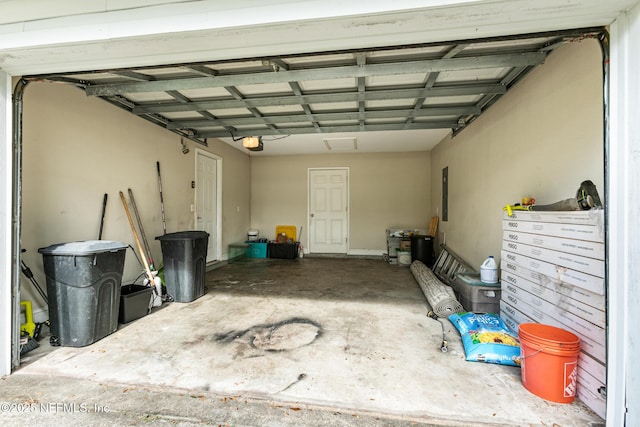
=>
[156,231,209,302]
[410,235,435,268]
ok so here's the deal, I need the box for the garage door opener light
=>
[242,136,263,151]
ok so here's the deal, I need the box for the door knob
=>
[310,213,314,218]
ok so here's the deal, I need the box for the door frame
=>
[195,149,222,263]
[307,167,350,255]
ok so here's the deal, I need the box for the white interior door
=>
[308,168,348,254]
[196,151,219,262]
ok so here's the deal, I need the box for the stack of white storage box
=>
[499,209,605,418]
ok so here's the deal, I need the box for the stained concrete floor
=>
[4,256,604,426]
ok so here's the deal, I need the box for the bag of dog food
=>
[448,312,521,367]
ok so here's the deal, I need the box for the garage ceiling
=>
[28,28,602,155]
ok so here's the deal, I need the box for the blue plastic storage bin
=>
[246,242,268,258]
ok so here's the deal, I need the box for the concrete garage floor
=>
[4,257,603,426]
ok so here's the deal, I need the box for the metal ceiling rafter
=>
[405,44,468,128]
[111,69,202,136]
[106,95,135,110]
[166,106,480,129]
[166,90,189,103]
[268,58,289,72]
[271,57,320,131]
[356,52,367,130]
[198,121,458,138]
[224,85,281,136]
[289,81,320,131]
[170,68,237,135]
[85,52,546,97]
[98,95,208,146]
[272,58,319,134]
[113,69,219,139]
[186,65,218,77]
[132,84,507,115]
[111,71,212,144]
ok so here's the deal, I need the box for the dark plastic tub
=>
[268,242,299,259]
[38,240,127,347]
[156,231,209,302]
[119,284,153,323]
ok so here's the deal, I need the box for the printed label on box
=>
[501,271,605,327]
[502,240,604,278]
[502,219,603,243]
[579,351,606,384]
[500,301,531,328]
[501,250,604,295]
[502,230,604,260]
[577,367,606,419]
[499,309,523,334]
[501,262,605,307]
[502,284,605,344]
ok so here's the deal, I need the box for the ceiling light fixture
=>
[230,133,265,152]
[242,136,263,151]
[242,136,260,148]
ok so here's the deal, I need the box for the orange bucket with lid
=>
[518,323,581,403]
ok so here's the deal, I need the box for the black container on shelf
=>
[156,231,209,302]
[38,240,127,347]
[410,235,435,268]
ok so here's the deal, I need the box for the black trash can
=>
[156,231,209,302]
[410,235,435,268]
[38,240,127,347]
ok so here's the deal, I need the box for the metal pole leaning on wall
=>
[157,161,166,235]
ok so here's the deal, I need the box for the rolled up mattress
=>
[410,260,463,317]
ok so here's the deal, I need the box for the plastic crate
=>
[268,242,299,259]
[452,273,501,313]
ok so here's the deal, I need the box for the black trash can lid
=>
[155,230,209,241]
[38,240,127,256]
[410,234,433,240]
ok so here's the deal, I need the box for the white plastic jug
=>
[480,256,498,284]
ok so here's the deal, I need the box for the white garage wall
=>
[430,39,604,270]
[251,151,431,252]
[19,82,251,317]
